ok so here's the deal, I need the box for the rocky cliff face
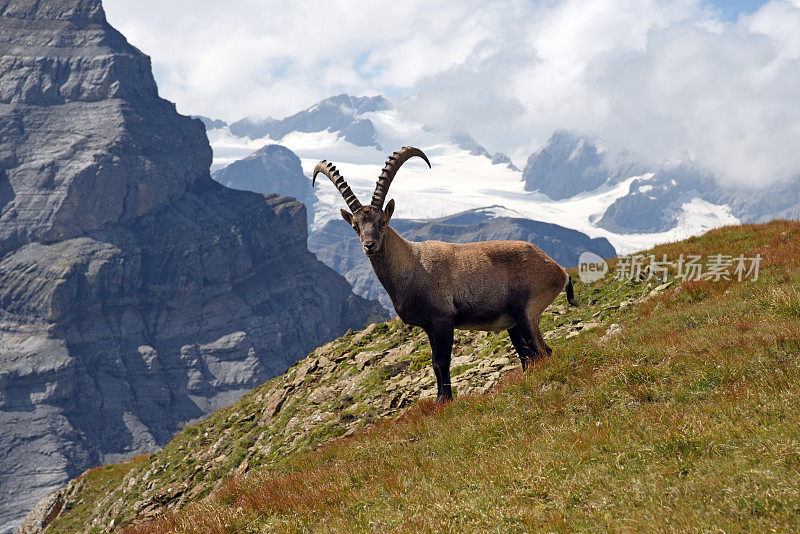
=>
[0,2,384,531]
[309,207,616,309]
[0,0,211,256]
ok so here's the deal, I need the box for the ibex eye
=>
[379,221,386,228]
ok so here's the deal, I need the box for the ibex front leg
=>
[424,320,454,402]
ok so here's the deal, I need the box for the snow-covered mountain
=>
[523,133,800,235]
[202,94,798,254]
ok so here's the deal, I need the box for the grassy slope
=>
[126,221,800,533]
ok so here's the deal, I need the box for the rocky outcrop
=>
[0,2,384,531]
[309,206,616,309]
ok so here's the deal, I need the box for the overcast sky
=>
[103,0,800,187]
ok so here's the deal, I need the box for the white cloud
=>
[103,0,800,187]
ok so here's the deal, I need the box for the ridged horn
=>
[313,160,362,213]
[371,146,431,209]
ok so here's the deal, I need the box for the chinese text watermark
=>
[578,253,762,284]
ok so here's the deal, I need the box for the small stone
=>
[352,323,378,344]
[293,360,318,386]
[601,323,623,343]
[308,386,334,405]
[649,282,672,296]
[263,388,287,417]
[355,351,380,370]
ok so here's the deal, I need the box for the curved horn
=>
[313,160,362,213]
[371,146,431,209]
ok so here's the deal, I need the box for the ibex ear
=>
[384,199,395,221]
[340,209,353,226]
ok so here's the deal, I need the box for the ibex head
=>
[339,203,394,256]
[313,146,430,257]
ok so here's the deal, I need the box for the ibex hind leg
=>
[512,310,550,364]
[519,281,563,360]
[508,326,536,371]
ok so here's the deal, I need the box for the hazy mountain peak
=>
[522,130,607,200]
[192,115,227,130]
[228,93,388,149]
[315,93,392,115]
[450,132,519,171]
[212,144,315,224]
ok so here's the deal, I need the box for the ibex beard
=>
[314,147,578,402]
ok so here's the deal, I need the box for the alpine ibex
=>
[313,147,578,402]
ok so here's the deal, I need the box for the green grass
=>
[122,221,800,533]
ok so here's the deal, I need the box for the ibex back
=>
[314,147,578,402]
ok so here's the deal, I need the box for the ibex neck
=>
[368,226,415,298]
